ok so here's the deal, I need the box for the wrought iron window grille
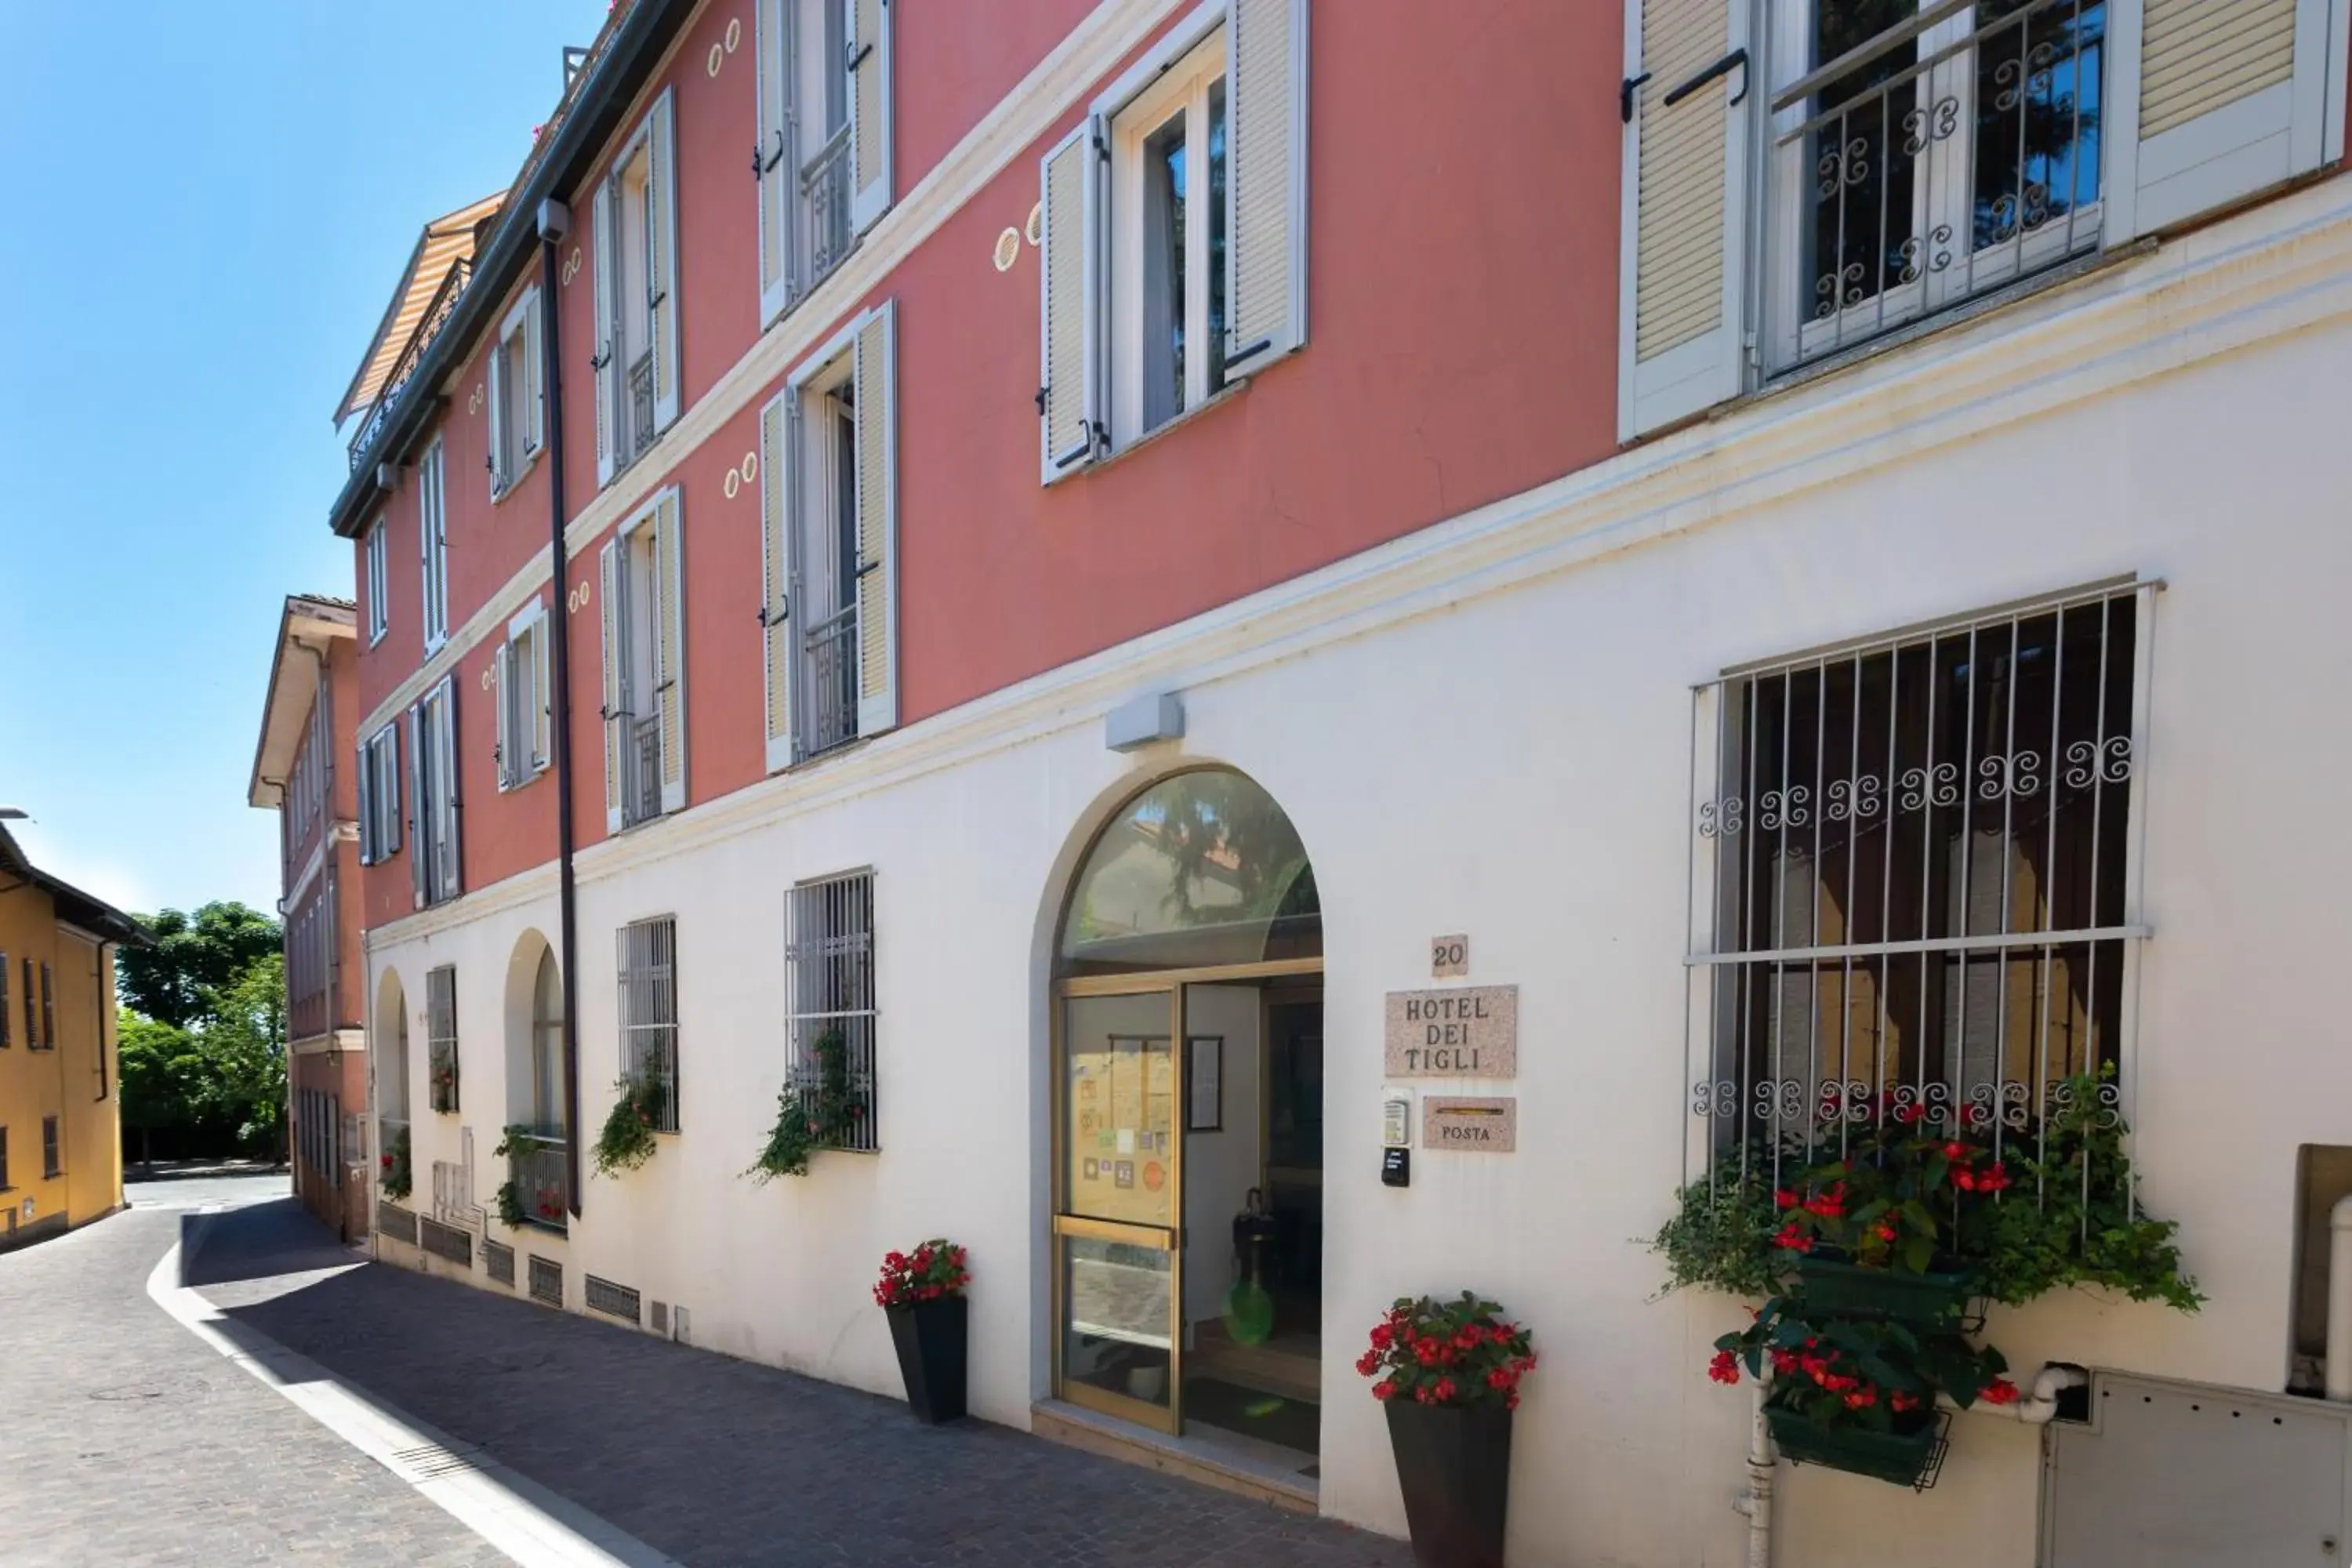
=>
[619,917,681,1134]
[784,869,879,1154]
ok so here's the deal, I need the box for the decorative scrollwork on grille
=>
[1898,762,1960,811]
[2063,735,2132,789]
[1698,795,1745,839]
[1758,786,1812,831]
[1754,1079,1808,1124]
[1978,750,2043,801]
[2049,1076,2123,1129]
[1968,1080,2034,1132]
[1823,775,1883,823]
[1691,1079,1741,1120]
[1819,1079,1874,1123]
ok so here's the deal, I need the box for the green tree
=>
[198,950,288,1158]
[117,1011,205,1169]
[117,902,280,1029]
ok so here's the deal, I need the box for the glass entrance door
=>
[1054,988,1184,1432]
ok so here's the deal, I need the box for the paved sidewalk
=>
[0,1200,499,1567]
[198,1200,1403,1567]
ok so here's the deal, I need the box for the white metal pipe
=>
[1733,1376,1774,1568]
[2326,1196,2352,1401]
[1940,1363,2086,1425]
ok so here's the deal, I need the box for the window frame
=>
[488,286,546,499]
[365,517,390,644]
[497,599,552,792]
[41,1115,58,1181]
[419,438,450,653]
[426,964,459,1115]
[784,868,880,1154]
[411,676,461,907]
[617,916,681,1134]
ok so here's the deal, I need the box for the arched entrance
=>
[375,970,411,1201]
[1051,768,1322,1465]
[502,935,570,1232]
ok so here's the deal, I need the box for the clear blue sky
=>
[0,2,610,920]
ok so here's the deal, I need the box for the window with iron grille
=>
[618,917,680,1133]
[40,1116,56,1180]
[528,1252,563,1307]
[785,870,877,1153]
[426,965,460,1114]
[1683,580,2151,1211]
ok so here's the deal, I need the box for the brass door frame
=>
[1048,960,1324,1437]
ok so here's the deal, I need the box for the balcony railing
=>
[1769,0,2104,370]
[629,350,656,455]
[802,122,854,285]
[629,713,662,826]
[800,601,861,759]
[348,257,472,471]
[506,1131,569,1234]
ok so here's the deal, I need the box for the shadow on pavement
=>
[197,1204,1399,1568]
[180,1196,358,1290]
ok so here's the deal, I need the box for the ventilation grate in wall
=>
[650,1300,669,1337]
[418,1217,474,1268]
[528,1254,563,1308]
[483,1238,516,1287]
[376,1203,419,1247]
[584,1273,642,1324]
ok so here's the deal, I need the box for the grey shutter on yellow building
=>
[1223,0,1309,382]
[848,0,892,232]
[2109,0,2343,237]
[760,390,797,772]
[1617,0,1751,440]
[1038,120,1100,483]
[853,302,898,737]
[655,492,688,814]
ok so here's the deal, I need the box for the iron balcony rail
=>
[348,257,474,471]
[507,1131,569,1232]
[1770,0,2103,369]
[630,713,662,826]
[628,350,656,454]
[800,600,861,758]
[801,122,854,285]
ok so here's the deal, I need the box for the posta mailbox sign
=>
[1383,985,1518,1077]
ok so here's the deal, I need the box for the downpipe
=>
[1734,1375,1774,1568]
[1941,1362,2088,1425]
[536,197,585,1220]
[2326,1194,2352,1400]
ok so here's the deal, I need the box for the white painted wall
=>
[367,180,2352,1566]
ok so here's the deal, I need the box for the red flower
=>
[1369,1323,1394,1351]
[1944,1141,1971,1160]
[1977,1161,2012,1193]
[1504,1392,1520,1410]
[1773,1189,1800,1210]
[1708,1350,1740,1385]
[1432,1377,1457,1403]
[1891,1390,1920,1413]
[1371,1379,1397,1402]
[1981,1378,2020,1406]
[1842,1385,1878,1410]
[1356,1349,1381,1377]
[1872,1221,1898,1243]
[1772,1222,1815,1254]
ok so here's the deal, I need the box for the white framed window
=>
[488,287,545,497]
[365,517,390,644]
[1620,0,2345,437]
[419,439,450,652]
[755,0,893,323]
[1039,0,1308,480]
[759,300,898,773]
[784,868,878,1154]
[1680,581,2153,1210]
[618,916,681,1134]
[495,598,552,792]
[593,91,681,486]
[598,490,686,830]
[408,674,461,908]
[426,964,459,1115]
[356,723,401,866]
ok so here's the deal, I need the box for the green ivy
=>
[493,1179,528,1229]
[593,1076,665,1178]
[748,1029,865,1182]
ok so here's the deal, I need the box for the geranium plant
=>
[593,1076,665,1177]
[379,1123,412,1201]
[748,1029,866,1181]
[874,1239,970,1309]
[1711,1297,2017,1430]
[1356,1293,1537,1410]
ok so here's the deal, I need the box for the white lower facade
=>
[367,172,2352,1565]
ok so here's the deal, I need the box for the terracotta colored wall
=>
[892,0,1096,191]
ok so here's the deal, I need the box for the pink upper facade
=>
[342,0,2352,929]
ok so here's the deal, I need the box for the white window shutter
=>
[407,705,428,909]
[1617,0,1751,441]
[382,728,401,857]
[600,538,626,833]
[486,338,507,495]
[354,741,376,864]
[524,295,546,456]
[593,180,619,488]
[853,302,898,737]
[2106,0,2339,239]
[757,0,797,322]
[1223,0,1308,383]
[760,390,797,773]
[494,639,517,791]
[434,677,461,899]
[532,612,552,768]
[650,89,683,433]
[848,0,892,233]
[655,492,688,813]
[1039,119,1102,484]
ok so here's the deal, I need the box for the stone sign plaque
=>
[1384,985,1518,1078]
[1430,935,1469,978]
[1424,1097,1516,1152]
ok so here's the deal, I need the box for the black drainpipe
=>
[538,199,585,1220]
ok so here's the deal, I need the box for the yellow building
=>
[0,821,143,1249]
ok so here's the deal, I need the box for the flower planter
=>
[1795,1255,1975,1323]
[1766,1404,1943,1488]
[1385,1399,1512,1568]
[886,1294,968,1424]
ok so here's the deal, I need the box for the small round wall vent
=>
[993,227,1022,272]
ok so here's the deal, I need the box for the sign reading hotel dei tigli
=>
[1383,985,1518,1077]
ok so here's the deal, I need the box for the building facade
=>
[0,824,140,1250]
[335,1,2352,1559]
[249,594,369,1240]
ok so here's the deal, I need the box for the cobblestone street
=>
[1,1185,1406,1566]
